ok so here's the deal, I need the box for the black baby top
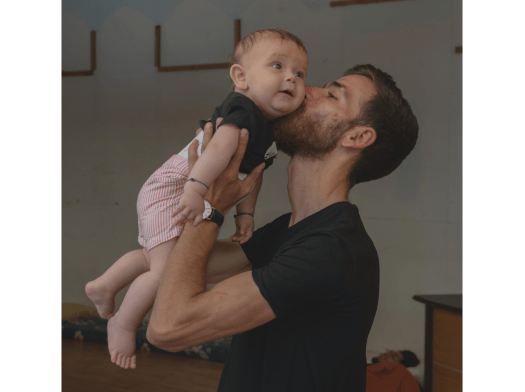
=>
[199,92,277,175]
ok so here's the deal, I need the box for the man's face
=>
[374,350,403,364]
[273,74,376,159]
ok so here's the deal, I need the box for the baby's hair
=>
[231,28,307,65]
[230,28,307,88]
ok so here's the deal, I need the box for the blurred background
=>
[62,0,462,362]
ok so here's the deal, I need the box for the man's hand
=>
[187,118,264,217]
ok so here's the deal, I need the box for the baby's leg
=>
[85,249,150,319]
[107,238,178,369]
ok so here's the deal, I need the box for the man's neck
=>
[287,155,351,227]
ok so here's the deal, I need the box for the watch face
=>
[202,199,212,219]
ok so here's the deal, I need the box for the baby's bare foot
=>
[108,315,137,369]
[85,280,115,319]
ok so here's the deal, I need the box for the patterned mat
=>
[62,317,231,362]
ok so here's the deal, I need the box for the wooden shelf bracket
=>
[155,19,241,72]
[62,30,97,77]
[330,0,406,6]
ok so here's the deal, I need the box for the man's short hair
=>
[231,28,307,66]
[344,64,419,186]
[399,350,420,368]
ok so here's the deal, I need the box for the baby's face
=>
[241,38,308,120]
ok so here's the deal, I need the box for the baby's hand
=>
[172,189,205,227]
[230,214,254,244]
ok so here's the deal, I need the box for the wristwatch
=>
[202,199,224,227]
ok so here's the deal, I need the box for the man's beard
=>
[272,102,354,159]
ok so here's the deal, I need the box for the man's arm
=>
[147,221,275,352]
[188,122,253,284]
[205,239,251,284]
[180,121,252,284]
[147,126,275,352]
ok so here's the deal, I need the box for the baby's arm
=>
[230,173,263,244]
[173,124,240,226]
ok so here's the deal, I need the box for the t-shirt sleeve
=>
[241,213,291,269]
[240,228,264,269]
[251,233,352,318]
[241,220,275,269]
[216,96,259,143]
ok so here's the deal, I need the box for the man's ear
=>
[230,64,248,90]
[341,126,376,150]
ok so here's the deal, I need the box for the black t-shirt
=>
[199,92,277,174]
[217,202,380,392]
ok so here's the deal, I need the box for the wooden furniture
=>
[413,294,462,392]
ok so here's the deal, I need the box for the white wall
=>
[62,0,462,361]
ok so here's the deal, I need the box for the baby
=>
[85,29,308,369]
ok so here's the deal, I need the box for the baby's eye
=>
[295,71,304,78]
[272,63,282,70]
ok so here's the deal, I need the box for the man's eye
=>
[272,63,282,69]
[328,92,337,99]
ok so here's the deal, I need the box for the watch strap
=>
[207,208,224,227]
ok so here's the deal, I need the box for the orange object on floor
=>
[367,362,420,392]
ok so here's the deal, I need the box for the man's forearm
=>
[146,125,264,351]
[148,221,219,341]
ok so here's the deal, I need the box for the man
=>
[146,64,419,391]
[367,350,421,392]
[371,350,420,368]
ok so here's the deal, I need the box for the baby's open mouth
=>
[280,90,293,97]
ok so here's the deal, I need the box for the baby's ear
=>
[230,64,248,90]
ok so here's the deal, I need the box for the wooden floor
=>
[63,339,224,392]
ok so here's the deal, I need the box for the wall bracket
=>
[330,0,406,6]
[155,19,241,72]
[62,31,96,77]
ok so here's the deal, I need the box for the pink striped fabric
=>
[137,154,189,251]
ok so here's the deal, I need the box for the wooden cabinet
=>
[413,294,462,392]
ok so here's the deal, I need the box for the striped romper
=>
[136,133,203,251]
